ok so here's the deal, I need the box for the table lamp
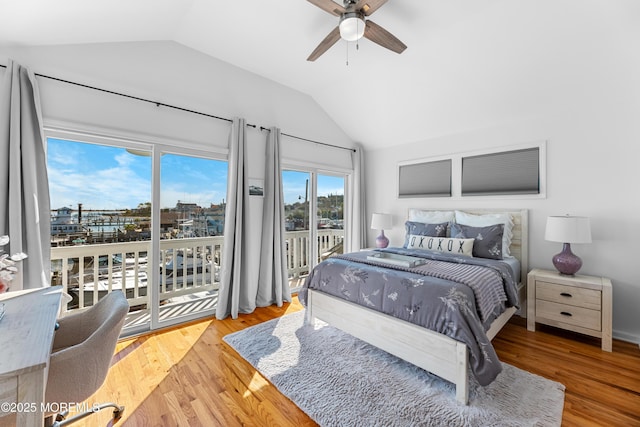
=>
[371,213,393,248]
[544,215,592,275]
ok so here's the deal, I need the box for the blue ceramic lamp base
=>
[552,242,582,275]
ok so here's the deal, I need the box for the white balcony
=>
[51,229,344,331]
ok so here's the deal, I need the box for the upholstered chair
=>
[44,290,129,427]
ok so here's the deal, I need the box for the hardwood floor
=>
[62,297,639,427]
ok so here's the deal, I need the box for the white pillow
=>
[408,209,455,224]
[455,211,513,257]
[406,235,474,257]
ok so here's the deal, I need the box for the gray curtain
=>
[256,127,291,307]
[216,118,250,320]
[346,144,367,252]
[0,60,51,289]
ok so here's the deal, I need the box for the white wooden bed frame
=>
[304,209,528,404]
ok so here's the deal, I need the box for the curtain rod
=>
[258,126,355,152]
[0,63,231,123]
[0,63,356,153]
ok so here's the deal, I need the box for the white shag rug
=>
[223,311,565,427]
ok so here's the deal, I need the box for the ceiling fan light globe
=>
[339,13,365,41]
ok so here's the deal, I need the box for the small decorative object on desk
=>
[0,235,28,294]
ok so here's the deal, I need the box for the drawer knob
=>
[560,311,573,317]
[560,292,573,298]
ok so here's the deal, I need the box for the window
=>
[398,159,452,198]
[397,142,545,199]
[282,169,346,292]
[462,147,540,196]
[316,174,345,263]
[47,134,227,335]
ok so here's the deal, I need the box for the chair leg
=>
[44,411,71,427]
[52,403,125,426]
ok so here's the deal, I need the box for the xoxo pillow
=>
[406,235,474,257]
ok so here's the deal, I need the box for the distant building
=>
[51,207,84,235]
[175,201,201,212]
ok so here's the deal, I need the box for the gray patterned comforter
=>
[298,247,519,386]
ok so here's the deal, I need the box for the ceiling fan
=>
[307,0,407,61]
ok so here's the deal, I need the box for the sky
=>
[47,138,344,210]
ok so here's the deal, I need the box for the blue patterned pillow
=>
[450,223,504,260]
[403,221,448,248]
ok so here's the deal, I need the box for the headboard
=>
[407,208,529,286]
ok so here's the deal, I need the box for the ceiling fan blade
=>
[307,0,346,16]
[363,20,407,54]
[354,0,388,16]
[307,26,342,61]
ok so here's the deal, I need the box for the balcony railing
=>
[51,229,344,316]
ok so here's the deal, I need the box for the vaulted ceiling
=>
[1,0,635,150]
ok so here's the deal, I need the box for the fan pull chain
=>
[346,41,349,66]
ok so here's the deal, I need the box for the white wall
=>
[364,2,640,343]
[366,106,640,343]
[0,41,355,313]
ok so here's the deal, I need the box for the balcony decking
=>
[123,291,219,331]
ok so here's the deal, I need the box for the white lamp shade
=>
[371,213,392,230]
[545,216,592,244]
[339,14,366,41]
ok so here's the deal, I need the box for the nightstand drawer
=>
[536,300,601,331]
[536,281,601,310]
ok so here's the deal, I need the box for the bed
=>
[299,209,528,404]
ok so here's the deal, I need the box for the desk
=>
[0,286,62,427]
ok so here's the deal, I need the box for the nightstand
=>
[527,268,612,351]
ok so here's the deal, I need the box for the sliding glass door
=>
[48,137,153,334]
[282,169,346,292]
[154,152,227,329]
[316,174,345,263]
[282,170,312,290]
[47,132,227,335]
